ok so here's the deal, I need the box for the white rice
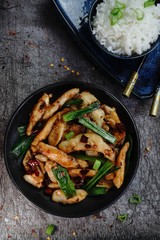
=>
[92,0,160,56]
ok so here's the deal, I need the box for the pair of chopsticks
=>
[123,55,160,116]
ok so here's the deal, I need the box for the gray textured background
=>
[0,0,160,239]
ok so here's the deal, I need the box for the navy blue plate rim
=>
[4,81,140,218]
[52,0,160,99]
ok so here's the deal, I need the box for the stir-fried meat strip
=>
[113,142,130,188]
[52,189,87,204]
[68,169,97,178]
[31,108,69,152]
[102,104,121,128]
[48,119,66,146]
[26,93,52,136]
[37,142,79,168]
[58,133,116,162]
[43,88,80,120]
[23,174,43,188]
[44,161,57,182]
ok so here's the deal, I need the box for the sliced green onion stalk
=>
[63,98,83,108]
[117,213,128,222]
[111,7,121,15]
[10,134,35,158]
[52,165,76,198]
[71,153,107,164]
[144,0,155,8]
[83,160,114,192]
[78,117,116,144]
[64,131,74,140]
[93,159,101,170]
[128,194,142,204]
[62,101,100,122]
[17,125,27,136]
[110,15,119,25]
[116,0,126,9]
[124,134,133,174]
[88,187,107,196]
[45,224,55,235]
[135,8,144,20]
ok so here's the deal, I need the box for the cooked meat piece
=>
[23,174,43,188]
[68,169,97,178]
[48,182,59,189]
[102,104,121,128]
[44,161,57,182]
[52,189,87,204]
[23,150,32,171]
[31,108,69,152]
[113,142,130,188]
[58,133,116,161]
[78,91,98,107]
[26,93,52,136]
[43,88,80,120]
[35,154,48,162]
[48,119,66,146]
[111,123,126,145]
[37,142,79,168]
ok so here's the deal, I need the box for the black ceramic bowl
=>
[4,81,140,218]
[89,0,160,60]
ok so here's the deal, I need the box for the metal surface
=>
[0,0,160,239]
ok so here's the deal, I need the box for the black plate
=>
[53,0,160,98]
[4,81,140,218]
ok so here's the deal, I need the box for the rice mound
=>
[92,0,160,56]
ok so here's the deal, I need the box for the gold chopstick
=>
[123,55,147,97]
[150,85,160,117]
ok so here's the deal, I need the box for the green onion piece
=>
[83,160,114,192]
[78,117,116,144]
[129,194,142,204]
[52,165,76,198]
[116,0,126,9]
[62,101,100,122]
[45,224,55,235]
[63,98,83,108]
[144,0,155,8]
[124,134,133,174]
[135,8,144,20]
[117,213,128,222]
[71,153,106,164]
[64,131,74,140]
[10,134,35,158]
[17,125,27,136]
[93,159,101,170]
[111,7,120,15]
[116,9,123,19]
[110,15,119,25]
[88,187,107,196]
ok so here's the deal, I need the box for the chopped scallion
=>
[116,0,126,9]
[111,7,120,15]
[128,194,142,204]
[64,131,74,140]
[88,187,107,196]
[117,213,128,222]
[144,0,155,8]
[45,224,55,235]
[135,8,144,20]
[93,159,101,170]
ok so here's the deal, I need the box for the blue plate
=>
[52,0,160,98]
